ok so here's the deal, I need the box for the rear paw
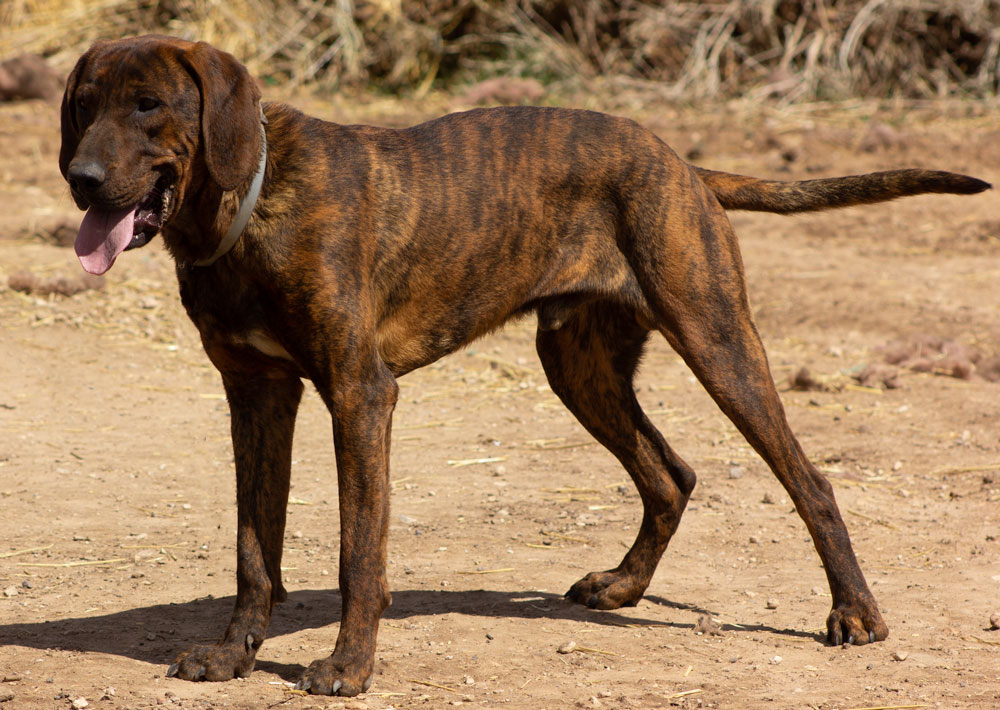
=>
[167,642,256,682]
[295,655,373,696]
[566,570,645,610]
[826,605,889,646]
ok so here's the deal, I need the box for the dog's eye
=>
[137,97,161,113]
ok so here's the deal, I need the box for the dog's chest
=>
[177,265,299,372]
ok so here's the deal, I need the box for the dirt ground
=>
[1,88,998,710]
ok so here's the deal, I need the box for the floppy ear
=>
[58,48,90,180]
[181,42,262,192]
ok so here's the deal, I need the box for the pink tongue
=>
[75,205,136,275]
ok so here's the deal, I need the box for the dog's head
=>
[59,35,261,274]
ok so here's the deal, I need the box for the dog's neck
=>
[193,109,268,268]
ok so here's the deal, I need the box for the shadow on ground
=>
[0,588,821,681]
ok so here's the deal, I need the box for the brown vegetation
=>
[3,0,999,100]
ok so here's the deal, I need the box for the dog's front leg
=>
[169,373,303,681]
[296,367,398,696]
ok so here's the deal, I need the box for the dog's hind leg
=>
[169,373,303,681]
[626,177,887,645]
[536,301,697,609]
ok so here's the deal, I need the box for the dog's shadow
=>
[0,588,820,681]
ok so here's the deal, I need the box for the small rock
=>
[460,77,545,106]
[146,632,157,641]
[761,492,775,505]
[728,466,744,479]
[292,530,303,538]
[0,690,13,703]
[769,655,782,665]
[789,367,823,391]
[344,702,368,710]
[989,612,1000,630]
[398,515,417,525]
[20,580,32,589]
[1,675,21,683]
[694,614,724,636]
[891,650,908,662]
[2,586,17,598]
[71,698,89,709]
[765,598,779,610]
[557,640,577,654]
[485,633,494,641]
[464,676,475,685]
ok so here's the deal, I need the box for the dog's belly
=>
[373,249,643,376]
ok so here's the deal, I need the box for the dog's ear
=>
[181,42,262,192]
[58,45,96,180]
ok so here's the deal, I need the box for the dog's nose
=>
[67,159,107,193]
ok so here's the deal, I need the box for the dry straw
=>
[3,1,998,100]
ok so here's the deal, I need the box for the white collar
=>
[194,119,267,267]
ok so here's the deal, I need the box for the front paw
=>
[294,654,373,696]
[826,604,889,646]
[167,640,256,682]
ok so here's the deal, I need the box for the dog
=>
[59,35,990,696]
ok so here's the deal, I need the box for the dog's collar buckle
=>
[194,114,267,268]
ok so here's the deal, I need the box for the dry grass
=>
[2,0,998,100]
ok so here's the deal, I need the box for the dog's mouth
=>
[74,172,176,275]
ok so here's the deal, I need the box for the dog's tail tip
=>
[955,175,992,194]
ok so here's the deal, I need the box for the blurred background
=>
[3,0,999,104]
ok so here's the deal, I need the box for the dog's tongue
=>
[75,205,136,275]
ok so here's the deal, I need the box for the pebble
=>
[20,581,32,590]
[2,587,17,598]
[398,515,417,525]
[0,690,13,703]
[769,655,782,665]
[990,612,1000,630]
[71,699,89,709]
[344,702,368,710]
[891,650,908,662]
[557,640,577,654]
[766,598,779,610]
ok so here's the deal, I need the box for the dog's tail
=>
[693,166,991,214]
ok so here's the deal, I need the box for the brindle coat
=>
[59,35,990,696]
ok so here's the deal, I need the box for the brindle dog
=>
[59,35,989,696]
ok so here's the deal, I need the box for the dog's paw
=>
[294,655,373,696]
[566,570,645,610]
[167,642,256,682]
[826,604,889,646]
